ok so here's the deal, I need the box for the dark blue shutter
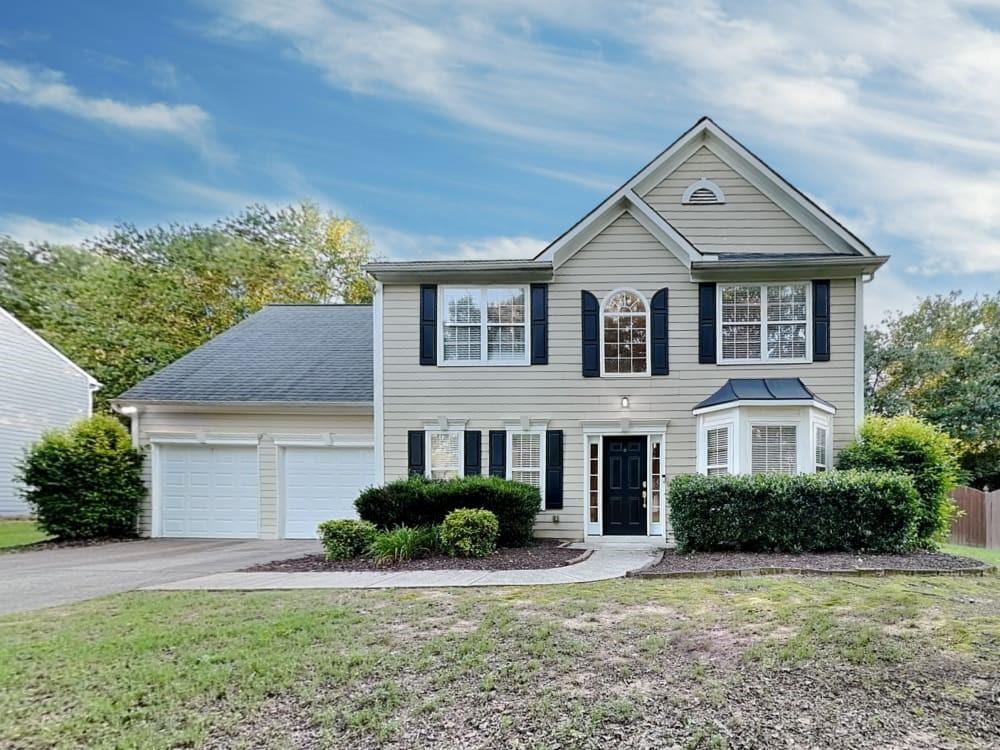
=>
[407,430,425,476]
[698,283,717,364]
[488,431,506,477]
[419,284,437,365]
[464,431,481,476]
[812,280,831,362]
[545,430,563,510]
[651,288,669,376]
[530,283,548,365]
[581,290,600,377]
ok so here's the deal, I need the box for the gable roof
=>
[115,305,373,405]
[0,306,100,389]
[536,116,880,269]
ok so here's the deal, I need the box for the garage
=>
[158,444,259,538]
[282,445,375,538]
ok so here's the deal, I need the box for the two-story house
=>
[115,118,887,542]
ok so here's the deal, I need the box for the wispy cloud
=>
[206,0,1000,276]
[514,164,616,192]
[369,223,545,261]
[0,59,223,159]
[0,214,108,246]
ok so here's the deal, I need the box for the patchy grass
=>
[942,543,1000,567]
[0,576,998,749]
[0,519,48,550]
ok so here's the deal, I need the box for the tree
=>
[0,202,377,409]
[866,292,1000,488]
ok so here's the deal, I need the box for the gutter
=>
[690,255,889,281]
[364,259,554,283]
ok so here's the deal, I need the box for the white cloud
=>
[0,215,107,246]
[369,223,545,261]
[864,272,923,327]
[513,164,615,192]
[204,1,1000,276]
[0,60,220,156]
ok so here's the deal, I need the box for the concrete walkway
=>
[147,548,659,591]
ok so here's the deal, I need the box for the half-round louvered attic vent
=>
[682,178,725,205]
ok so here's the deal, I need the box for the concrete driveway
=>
[0,538,321,615]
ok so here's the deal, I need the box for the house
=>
[114,117,887,542]
[0,307,100,516]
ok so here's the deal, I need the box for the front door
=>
[603,436,647,535]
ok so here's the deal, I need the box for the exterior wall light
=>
[621,396,630,409]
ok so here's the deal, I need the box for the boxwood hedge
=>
[356,475,539,546]
[668,470,920,553]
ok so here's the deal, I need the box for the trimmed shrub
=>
[668,471,921,553]
[356,475,539,546]
[317,519,378,561]
[837,416,960,545]
[367,526,438,566]
[439,508,499,558]
[18,415,145,540]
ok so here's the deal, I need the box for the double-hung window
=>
[507,431,545,495]
[706,426,730,475]
[428,431,462,480]
[750,425,798,475]
[814,424,829,472]
[441,287,528,364]
[720,283,810,362]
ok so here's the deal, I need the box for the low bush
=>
[356,475,539,546]
[837,416,960,546]
[368,526,438,566]
[439,508,499,558]
[317,519,378,561]
[18,415,145,540]
[668,471,921,554]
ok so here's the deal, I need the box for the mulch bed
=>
[634,549,993,577]
[244,540,583,573]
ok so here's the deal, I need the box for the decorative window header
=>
[682,177,725,205]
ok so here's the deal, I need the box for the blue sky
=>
[1,1,998,323]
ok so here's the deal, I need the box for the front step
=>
[568,536,675,551]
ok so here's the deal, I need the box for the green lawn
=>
[1,575,998,749]
[942,543,1000,567]
[0,519,48,550]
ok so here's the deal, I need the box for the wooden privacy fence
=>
[949,485,1000,549]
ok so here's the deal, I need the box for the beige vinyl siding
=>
[382,212,858,539]
[134,410,372,537]
[642,146,834,254]
[0,311,93,516]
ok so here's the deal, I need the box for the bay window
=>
[750,425,798,475]
[507,430,544,495]
[428,431,462,480]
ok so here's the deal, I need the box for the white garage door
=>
[159,445,259,538]
[282,446,375,538]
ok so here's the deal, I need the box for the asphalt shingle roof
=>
[694,378,834,411]
[117,305,373,404]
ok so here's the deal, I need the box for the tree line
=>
[0,202,375,411]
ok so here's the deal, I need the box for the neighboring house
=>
[115,117,887,542]
[0,307,100,516]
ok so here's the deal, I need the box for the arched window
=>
[602,290,649,375]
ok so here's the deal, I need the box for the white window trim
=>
[697,418,734,475]
[749,422,800,476]
[437,285,531,366]
[505,426,547,505]
[717,282,813,364]
[600,287,651,378]
[812,416,832,472]
[424,423,466,480]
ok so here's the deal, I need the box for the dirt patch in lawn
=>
[242,540,581,572]
[637,550,991,576]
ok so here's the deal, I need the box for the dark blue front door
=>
[603,436,647,535]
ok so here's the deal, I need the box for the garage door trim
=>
[150,435,260,538]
